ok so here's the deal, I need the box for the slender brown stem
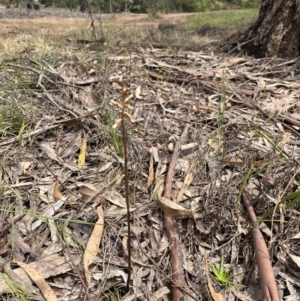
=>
[121,103,132,292]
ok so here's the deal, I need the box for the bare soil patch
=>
[0,9,196,36]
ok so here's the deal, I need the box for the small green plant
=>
[106,111,123,156]
[107,286,121,301]
[196,160,205,171]
[211,249,244,291]
[236,163,253,204]
[0,104,26,140]
[109,128,123,156]
[96,51,106,68]
[261,189,300,221]
[285,190,300,211]
[77,23,94,41]
[258,130,290,163]
[0,272,32,301]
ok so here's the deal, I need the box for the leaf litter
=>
[0,38,300,301]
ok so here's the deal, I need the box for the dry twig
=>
[163,113,190,301]
[242,188,279,301]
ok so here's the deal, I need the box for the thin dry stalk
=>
[111,81,134,292]
[242,188,279,301]
[121,100,132,292]
[163,113,190,301]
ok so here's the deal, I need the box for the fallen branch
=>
[163,113,190,301]
[242,188,279,301]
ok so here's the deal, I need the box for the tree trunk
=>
[79,0,87,12]
[244,0,300,58]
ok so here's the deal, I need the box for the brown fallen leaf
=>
[226,57,247,67]
[157,196,192,219]
[84,206,104,284]
[152,177,165,201]
[11,228,36,258]
[39,142,79,172]
[53,180,63,200]
[135,85,143,99]
[13,259,59,301]
[0,253,81,294]
[176,163,194,203]
[205,254,225,301]
[20,162,31,174]
[78,85,101,110]
[39,142,58,161]
[4,262,42,299]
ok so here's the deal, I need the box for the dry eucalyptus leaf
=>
[93,267,128,283]
[39,142,58,161]
[103,190,126,208]
[152,177,165,202]
[98,162,112,172]
[30,196,67,231]
[135,85,143,99]
[13,259,59,301]
[105,206,136,217]
[78,85,101,110]
[149,286,170,301]
[149,146,160,162]
[226,57,247,67]
[84,206,104,284]
[146,153,154,190]
[230,286,252,301]
[4,262,42,298]
[20,162,31,174]
[288,253,300,268]
[176,164,193,203]
[291,232,300,239]
[175,158,190,172]
[157,197,192,219]
[78,183,97,200]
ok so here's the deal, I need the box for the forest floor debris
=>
[0,11,299,301]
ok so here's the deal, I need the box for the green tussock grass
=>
[184,9,259,30]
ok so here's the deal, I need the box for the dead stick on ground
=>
[242,188,279,301]
[163,113,190,301]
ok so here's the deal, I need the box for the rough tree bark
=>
[243,0,300,58]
